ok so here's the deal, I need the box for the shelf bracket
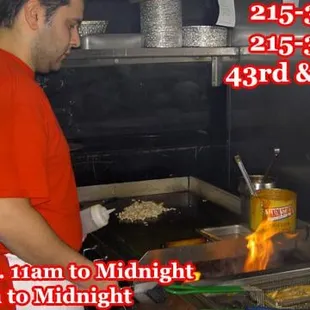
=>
[211,57,222,87]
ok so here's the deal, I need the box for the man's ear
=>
[23,0,45,30]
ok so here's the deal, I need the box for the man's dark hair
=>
[0,0,69,27]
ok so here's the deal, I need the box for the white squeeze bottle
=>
[80,204,115,238]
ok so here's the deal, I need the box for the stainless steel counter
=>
[77,175,308,228]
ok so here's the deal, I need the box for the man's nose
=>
[71,27,81,48]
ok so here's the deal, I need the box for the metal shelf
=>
[63,47,243,68]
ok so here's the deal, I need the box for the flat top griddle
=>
[88,191,240,259]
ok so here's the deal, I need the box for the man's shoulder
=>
[0,65,48,103]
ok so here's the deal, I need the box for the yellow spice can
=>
[250,188,297,233]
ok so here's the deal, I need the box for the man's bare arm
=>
[0,198,116,289]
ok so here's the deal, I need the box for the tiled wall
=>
[37,0,229,188]
[38,64,228,188]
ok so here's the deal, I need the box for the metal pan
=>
[199,225,251,240]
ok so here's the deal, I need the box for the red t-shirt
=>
[0,48,82,254]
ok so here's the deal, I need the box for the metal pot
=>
[78,21,109,37]
[238,175,276,225]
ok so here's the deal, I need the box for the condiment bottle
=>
[80,204,114,238]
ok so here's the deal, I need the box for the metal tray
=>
[263,277,310,309]
[199,225,251,241]
[210,264,310,309]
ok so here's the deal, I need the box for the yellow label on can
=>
[250,188,297,233]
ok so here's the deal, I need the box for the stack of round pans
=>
[182,26,228,47]
[140,0,182,48]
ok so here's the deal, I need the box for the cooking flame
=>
[243,218,278,272]
[244,200,298,273]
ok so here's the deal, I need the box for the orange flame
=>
[244,215,298,272]
[244,219,280,272]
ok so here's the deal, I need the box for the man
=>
[0,0,117,309]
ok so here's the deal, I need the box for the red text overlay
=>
[0,260,195,309]
[223,3,308,89]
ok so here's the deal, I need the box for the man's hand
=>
[97,280,119,290]
[0,198,116,290]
